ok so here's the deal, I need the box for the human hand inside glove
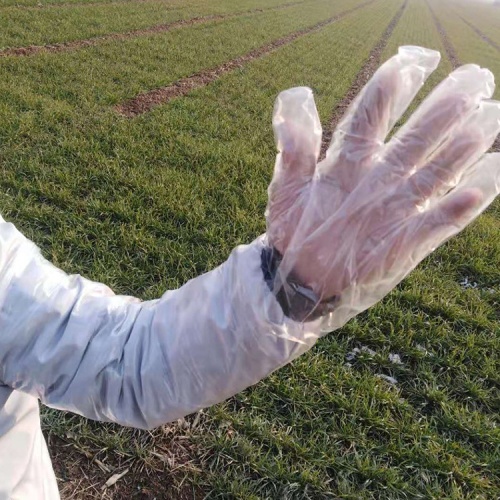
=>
[265,46,500,329]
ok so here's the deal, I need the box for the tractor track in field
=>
[319,0,407,158]
[457,15,500,151]
[0,0,307,58]
[456,15,500,152]
[458,15,500,53]
[116,0,376,117]
[426,4,500,152]
[425,0,460,69]
[2,0,303,11]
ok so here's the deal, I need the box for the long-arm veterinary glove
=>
[1,46,500,429]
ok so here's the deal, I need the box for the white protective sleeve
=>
[0,218,317,430]
[0,386,59,499]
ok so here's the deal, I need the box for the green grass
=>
[0,0,363,110]
[1,0,499,497]
[448,0,500,44]
[431,0,500,99]
[0,0,306,49]
[0,0,193,8]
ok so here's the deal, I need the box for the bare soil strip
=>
[319,0,407,157]
[116,0,375,117]
[454,15,500,151]
[2,0,303,10]
[1,0,186,10]
[0,0,306,58]
[458,15,500,53]
[46,420,206,499]
[425,0,460,69]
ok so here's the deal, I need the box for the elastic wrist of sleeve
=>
[260,246,337,322]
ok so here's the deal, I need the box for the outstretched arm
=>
[0,223,311,429]
[1,46,499,430]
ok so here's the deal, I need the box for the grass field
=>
[1,0,499,497]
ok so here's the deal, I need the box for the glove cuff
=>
[261,246,337,322]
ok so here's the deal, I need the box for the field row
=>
[0,0,306,48]
[448,0,500,46]
[1,0,386,120]
[0,0,182,8]
[428,0,500,99]
[3,0,500,117]
[117,0,378,117]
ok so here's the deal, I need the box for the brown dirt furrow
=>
[0,16,222,57]
[1,0,183,11]
[0,0,307,58]
[426,0,460,69]
[2,0,305,10]
[116,0,375,117]
[45,419,207,499]
[458,15,500,53]
[319,0,407,158]
[453,16,500,151]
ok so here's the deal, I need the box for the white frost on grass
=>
[388,353,402,364]
[459,276,497,294]
[460,277,479,289]
[345,346,376,362]
[346,347,403,365]
[376,374,398,385]
[416,344,429,356]
[345,347,401,384]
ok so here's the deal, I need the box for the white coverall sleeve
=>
[0,217,318,430]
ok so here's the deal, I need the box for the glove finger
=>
[356,153,499,297]
[404,99,500,207]
[410,152,500,253]
[383,64,495,179]
[318,46,440,190]
[266,87,322,250]
[272,86,321,177]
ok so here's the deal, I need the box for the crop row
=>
[117,0,377,117]
[449,0,500,45]
[0,0,181,8]
[0,0,304,49]
[430,0,500,99]
[0,0,371,112]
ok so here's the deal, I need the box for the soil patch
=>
[45,422,205,499]
[320,0,408,157]
[116,0,375,117]
[426,0,460,69]
[0,0,306,58]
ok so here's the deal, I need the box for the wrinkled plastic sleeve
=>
[0,220,316,429]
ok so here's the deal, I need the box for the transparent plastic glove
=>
[267,46,500,335]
